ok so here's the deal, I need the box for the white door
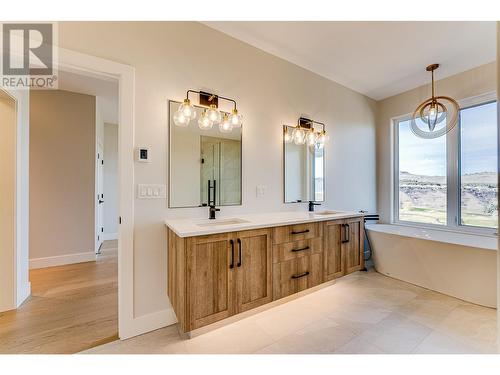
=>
[96,142,104,252]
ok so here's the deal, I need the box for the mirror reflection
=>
[283,125,325,203]
[169,101,242,208]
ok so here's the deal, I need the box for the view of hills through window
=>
[398,120,447,225]
[398,101,498,228]
[460,102,498,228]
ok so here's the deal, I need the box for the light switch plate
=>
[256,185,267,198]
[137,184,166,199]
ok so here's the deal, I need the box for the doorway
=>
[0,70,121,353]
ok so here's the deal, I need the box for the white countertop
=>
[165,210,364,237]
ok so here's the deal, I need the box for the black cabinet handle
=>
[291,271,310,279]
[291,246,310,252]
[229,239,234,269]
[342,224,351,243]
[291,229,310,235]
[237,238,242,267]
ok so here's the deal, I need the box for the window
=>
[460,101,498,228]
[313,148,324,201]
[394,97,498,233]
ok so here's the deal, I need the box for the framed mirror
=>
[169,100,242,208]
[283,125,325,203]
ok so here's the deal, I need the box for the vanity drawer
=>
[272,222,322,244]
[272,253,323,300]
[272,237,323,263]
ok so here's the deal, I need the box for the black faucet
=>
[209,205,220,219]
[308,201,321,212]
[207,180,220,219]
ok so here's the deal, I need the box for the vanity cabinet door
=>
[235,229,273,313]
[344,218,364,274]
[186,233,236,330]
[323,220,345,280]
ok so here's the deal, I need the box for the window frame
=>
[392,91,497,237]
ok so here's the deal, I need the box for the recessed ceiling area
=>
[203,21,496,100]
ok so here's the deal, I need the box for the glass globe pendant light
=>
[198,109,213,130]
[316,130,328,149]
[179,98,196,120]
[292,126,306,145]
[411,64,459,139]
[173,111,189,127]
[206,104,222,125]
[229,108,243,127]
[306,129,317,146]
[174,98,196,127]
[219,114,233,133]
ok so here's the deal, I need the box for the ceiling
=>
[203,21,496,100]
[57,70,119,124]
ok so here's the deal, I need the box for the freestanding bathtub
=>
[366,224,497,308]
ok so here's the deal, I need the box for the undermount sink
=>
[313,210,344,216]
[196,218,250,227]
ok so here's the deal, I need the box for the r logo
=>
[2,23,53,76]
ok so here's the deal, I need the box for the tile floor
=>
[82,269,498,354]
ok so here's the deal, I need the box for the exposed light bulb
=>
[207,104,222,124]
[229,108,243,127]
[198,110,213,130]
[426,104,439,132]
[173,110,189,127]
[292,127,305,145]
[317,131,328,146]
[306,130,317,146]
[283,127,292,143]
[179,98,197,120]
[219,114,233,133]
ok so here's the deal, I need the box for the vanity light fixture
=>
[285,117,328,149]
[411,64,460,139]
[173,90,243,132]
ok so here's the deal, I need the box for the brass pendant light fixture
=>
[284,117,328,149]
[410,64,460,139]
[173,90,243,133]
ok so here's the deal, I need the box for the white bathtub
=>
[366,224,497,308]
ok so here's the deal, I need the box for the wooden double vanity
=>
[166,212,364,335]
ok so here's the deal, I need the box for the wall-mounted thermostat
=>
[136,147,150,163]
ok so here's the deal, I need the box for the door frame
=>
[0,88,30,312]
[6,44,137,339]
[55,47,136,339]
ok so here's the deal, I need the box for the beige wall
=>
[29,90,96,261]
[0,92,16,311]
[376,62,497,223]
[58,22,378,317]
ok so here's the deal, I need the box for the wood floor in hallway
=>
[0,240,118,354]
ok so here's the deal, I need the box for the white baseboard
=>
[16,281,31,307]
[29,251,97,269]
[119,308,177,340]
[101,232,118,241]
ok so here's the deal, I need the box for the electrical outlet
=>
[137,184,166,199]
